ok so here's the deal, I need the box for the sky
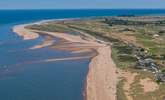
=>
[0,0,165,9]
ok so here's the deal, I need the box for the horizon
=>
[1,8,165,10]
[0,0,165,10]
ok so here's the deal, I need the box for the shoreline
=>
[13,20,118,100]
[85,46,117,100]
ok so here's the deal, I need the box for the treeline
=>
[104,18,165,26]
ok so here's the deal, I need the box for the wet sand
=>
[29,35,55,49]
[13,21,118,100]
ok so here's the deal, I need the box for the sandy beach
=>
[86,45,117,100]
[13,24,39,40]
[13,21,118,100]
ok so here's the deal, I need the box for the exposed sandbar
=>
[13,24,39,40]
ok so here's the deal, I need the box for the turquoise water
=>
[0,9,165,100]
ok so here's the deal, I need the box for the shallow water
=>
[0,60,89,100]
[0,15,90,100]
[0,23,90,100]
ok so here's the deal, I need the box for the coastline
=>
[13,20,118,100]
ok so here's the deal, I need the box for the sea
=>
[0,9,165,100]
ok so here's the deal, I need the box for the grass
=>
[26,23,75,33]
[66,17,165,100]
[111,47,136,69]
[27,16,165,100]
[116,79,128,100]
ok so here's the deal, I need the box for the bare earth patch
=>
[111,32,144,47]
[140,78,159,93]
[121,71,137,100]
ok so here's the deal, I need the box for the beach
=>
[13,24,39,40]
[13,20,118,100]
[86,46,117,100]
